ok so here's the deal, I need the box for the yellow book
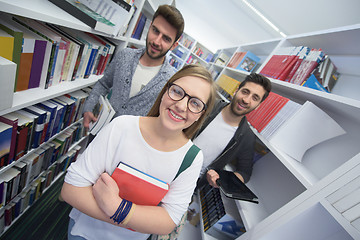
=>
[216,74,240,96]
[0,28,14,61]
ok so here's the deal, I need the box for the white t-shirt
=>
[193,112,237,175]
[65,115,203,240]
[130,63,162,98]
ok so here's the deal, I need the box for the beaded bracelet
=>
[110,199,133,224]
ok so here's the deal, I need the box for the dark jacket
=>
[195,100,255,187]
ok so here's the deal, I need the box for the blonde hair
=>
[148,65,217,139]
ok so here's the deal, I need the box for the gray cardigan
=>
[83,47,175,117]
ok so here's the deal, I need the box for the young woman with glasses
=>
[61,65,217,240]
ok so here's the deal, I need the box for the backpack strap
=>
[173,145,200,181]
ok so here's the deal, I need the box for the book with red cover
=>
[111,162,169,206]
[12,111,35,159]
[290,48,324,85]
[260,54,281,78]
[227,52,245,68]
[246,92,289,132]
[277,46,304,81]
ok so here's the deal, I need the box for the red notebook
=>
[111,162,169,206]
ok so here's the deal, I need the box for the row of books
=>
[246,92,346,162]
[0,122,84,208]
[200,184,246,239]
[178,35,194,50]
[260,46,340,92]
[214,52,231,67]
[169,57,182,70]
[174,47,185,59]
[0,14,117,92]
[192,48,214,64]
[49,0,134,36]
[0,89,89,169]
[0,143,82,231]
[208,67,221,81]
[130,12,151,41]
[186,55,200,65]
[200,185,226,232]
[193,47,205,59]
[227,51,260,73]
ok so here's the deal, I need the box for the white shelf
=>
[170,52,185,62]
[0,76,99,116]
[257,202,354,240]
[0,0,116,37]
[190,52,209,65]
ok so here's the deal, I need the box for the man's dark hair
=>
[238,73,272,102]
[152,5,185,42]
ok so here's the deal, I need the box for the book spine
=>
[28,40,47,89]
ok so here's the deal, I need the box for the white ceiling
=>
[175,0,360,52]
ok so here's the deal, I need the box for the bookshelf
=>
[203,24,360,239]
[0,0,176,114]
[188,42,214,66]
[0,0,174,235]
[168,32,195,70]
[168,32,214,71]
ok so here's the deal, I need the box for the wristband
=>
[121,203,136,225]
[110,199,133,224]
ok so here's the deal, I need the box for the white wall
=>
[176,0,360,52]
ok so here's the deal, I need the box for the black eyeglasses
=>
[167,83,207,114]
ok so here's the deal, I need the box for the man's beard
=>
[229,100,252,117]
[146,41,171,60]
